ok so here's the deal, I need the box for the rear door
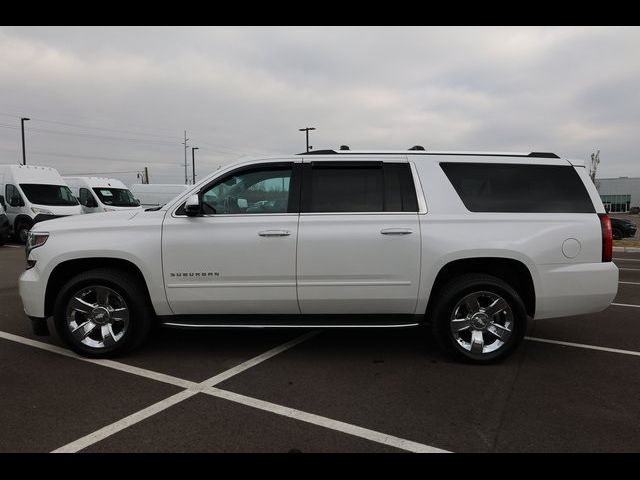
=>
[296,158,421,314]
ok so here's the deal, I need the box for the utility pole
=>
[298,127,316,153]
[191,147,199,184]
[182,130,189,184]
[144,166,149,184]
[21,117,30,165]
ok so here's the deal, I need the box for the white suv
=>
[19,149,619,363]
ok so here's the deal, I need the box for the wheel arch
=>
[44,257,154,318]
[425,257,536,320]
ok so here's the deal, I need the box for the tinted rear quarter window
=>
[440,162,595,213]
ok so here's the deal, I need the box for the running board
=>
[162,322,420,329]
[159,314,422,330]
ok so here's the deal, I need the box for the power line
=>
[0,124,181,146]
[0,146,182,166]
[0,113,184,140]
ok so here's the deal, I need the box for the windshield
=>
[92,188,139,207]
[20,184,79,206]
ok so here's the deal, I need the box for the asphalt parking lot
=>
[1,243,639,453]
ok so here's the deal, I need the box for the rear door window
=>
[302,162,418,213]
[440,163,595,213]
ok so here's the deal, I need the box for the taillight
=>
[598,213,612,262]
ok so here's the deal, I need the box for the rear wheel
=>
[430,274,527,363]
[53,268,153,358]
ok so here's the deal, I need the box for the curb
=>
[613,246,640,253]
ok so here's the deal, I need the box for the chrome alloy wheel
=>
[65,286,130,349]
[450,291,514,355]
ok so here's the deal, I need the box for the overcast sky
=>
[0,26,639,186]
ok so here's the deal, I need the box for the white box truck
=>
[0,164,82,243]
[64,177,143,213]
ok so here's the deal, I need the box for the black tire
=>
[429,274,527,364]
[53,268,153,358]
[612,228,623,240]
[14,220,30,244]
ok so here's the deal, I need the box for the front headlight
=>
[25,232,49,269]
[31,207,53,216]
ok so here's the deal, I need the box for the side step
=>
[159,314,422,330]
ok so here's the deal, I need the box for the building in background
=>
[596,177,640,213]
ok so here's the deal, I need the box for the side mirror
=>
[134,198,140,206]
[0,195,5,210]
[184,194,202,217]
[87,197,98,208]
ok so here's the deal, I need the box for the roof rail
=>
[296,149,561,158]
[297,149,338,155]
[528,152,560,158]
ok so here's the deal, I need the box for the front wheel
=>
[15,221,31,244]
[430,274,527,363]
[53,268,153,358]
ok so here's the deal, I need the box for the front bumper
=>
[19,266,47,318]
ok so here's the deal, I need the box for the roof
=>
[64,176,128,189]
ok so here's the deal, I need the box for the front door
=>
[162,161,301,315]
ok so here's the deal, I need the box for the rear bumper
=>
[534,262,619,320]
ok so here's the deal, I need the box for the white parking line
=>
[1,328,448,453]
[202,330,319,387]
[526,336,640,357]
[619,281,640,285]
[618,268,640,271]
[0,330,195,389]
[204,387,449,453]
[611,302,640,308]
[614,257,640,262]
[49,330,320,453]
[52,389,199,453]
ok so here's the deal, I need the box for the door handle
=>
[380,228,413,235]
[259,230,291,237]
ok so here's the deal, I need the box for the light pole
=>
[191,147,199,184]
[21,117,30,165]
[298,127,315,153]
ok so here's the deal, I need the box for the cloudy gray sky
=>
[0,26,638,186]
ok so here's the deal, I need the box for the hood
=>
[31,209,152,233]
[31,204,83,216]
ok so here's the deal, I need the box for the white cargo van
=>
[0,164,82,243]
[129,184,189,208]
[64,177,142,214]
